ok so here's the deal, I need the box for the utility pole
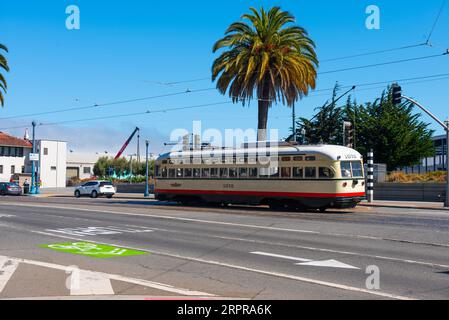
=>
[128,154,134,183]
[445,120,449,208]
[144,140,150,198]
[367,149,374,203]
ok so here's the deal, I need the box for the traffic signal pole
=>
[401,95,449,208]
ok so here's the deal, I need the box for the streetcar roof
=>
[157,144,362,161]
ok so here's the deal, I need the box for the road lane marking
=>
[0,257,19,293]
[4,202,449,248]
[251,251,360,270]
[46,226,154,237]
[29,231,414,300]
[0,255,213,297]
[0,214,15,218]
[251,251,311,262]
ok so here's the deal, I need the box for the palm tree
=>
[212,7,318,141]
[0,44,9,107]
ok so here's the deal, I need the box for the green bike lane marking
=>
[40,242,148,258]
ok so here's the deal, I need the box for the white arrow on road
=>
[251,251,359,270]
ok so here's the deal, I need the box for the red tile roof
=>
[0,132,32,148]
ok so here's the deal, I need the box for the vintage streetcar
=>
[154,142,366,211]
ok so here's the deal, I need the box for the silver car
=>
[74,181,116,198]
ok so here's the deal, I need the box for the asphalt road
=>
[0,195,448,300]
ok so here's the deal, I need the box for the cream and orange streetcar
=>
[154,142,366,211]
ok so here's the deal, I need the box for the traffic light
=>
[343,121,354,148]
[392,83,402,106]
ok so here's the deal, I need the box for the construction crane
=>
[114,127,140,160]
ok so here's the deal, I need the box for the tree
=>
[212,7,318,141]
[346,89,435,171]
[293,83,344,144]
[0,44,9,107]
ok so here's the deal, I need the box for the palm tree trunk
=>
[257,80,270,141]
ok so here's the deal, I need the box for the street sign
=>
[40,242,148,258]
[29,153,39,161]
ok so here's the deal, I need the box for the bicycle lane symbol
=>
[41,242,148,258]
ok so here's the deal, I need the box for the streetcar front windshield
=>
[340,161,364,178]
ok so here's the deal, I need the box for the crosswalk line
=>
[0,257,19,293]
[69,269,114,296]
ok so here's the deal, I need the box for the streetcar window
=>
[229,168,238,178]
[281,157,291,162]
[162,160,168,164]
[193,168,201,178]
[281,167,291,178]
[319,167,335,179]
[239,168,248,178]
[220,168,228,178]
[169,169,176,178]
[184,168,193,178]
[293,167,303,178]
[211,168,219,178]
[340,162,352,178]
[176,168,183,178]
[305,167,316,178]
[155,165,160,177]
[351,161,364,177]
[249,168,258,178]
[305,156,316,161]
[293,156,303,161]
[162,167,168,178]
[202,168,210,178]
[260,167,279,178]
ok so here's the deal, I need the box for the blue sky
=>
[1,0,448,154]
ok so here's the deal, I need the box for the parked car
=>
[74,181,116,198]
[0,182,22,196]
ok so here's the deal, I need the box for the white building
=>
[0,131,32,182]
[37,140,67,188]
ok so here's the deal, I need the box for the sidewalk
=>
[360,200,448,211]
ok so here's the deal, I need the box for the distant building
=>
[0,131,32,182]
[400,134,447,173]
[66,152,103,181]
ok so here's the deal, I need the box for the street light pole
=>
[445,120,449,208]
[402,96,449,208]
[30,121,36,194]
[144,140,150,198]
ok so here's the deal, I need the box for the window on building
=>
[11,165,15,174]
[51,166,57,171]
[17,148,24,157]
[10,147,16,157]
[21,166,25,174]
[0,165,3,174]
[83,167,91,174]
[44,148,48,155]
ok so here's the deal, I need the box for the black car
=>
[0,182,22,196]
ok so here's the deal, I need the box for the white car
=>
[74,181,116,198]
